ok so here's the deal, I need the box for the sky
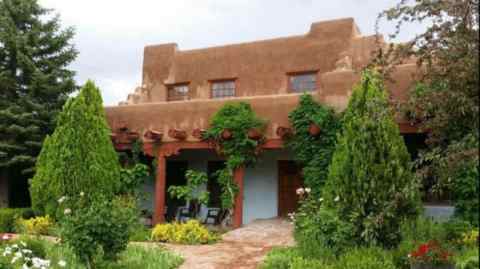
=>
[38,0,420,106]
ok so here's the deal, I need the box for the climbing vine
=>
[286,94,340,197]
[203,102,267,223]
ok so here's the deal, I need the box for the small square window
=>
[167,84,189,101]
[211,80,236,99]
[289,72,317,92]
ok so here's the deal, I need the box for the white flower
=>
[319,198,324,202]
[334,196,340,202]
[11,255,19,263]
[64,208,71,215]
[58,260,67,267]
[296,188,305,195]
[80,191,85,197]
[305,187,311,194]
[58,196,67,204]
[407,254,411,258]
[22,263,29,269]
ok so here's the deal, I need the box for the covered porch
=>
[139,140,302,228]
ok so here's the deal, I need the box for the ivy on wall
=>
[286,94,341,197]
[202,102,267,224]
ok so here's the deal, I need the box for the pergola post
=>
[233,166,245,228]
[153,154,166,224]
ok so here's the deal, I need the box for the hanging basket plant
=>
[221,129,233,140]
[203,102,267,226]
[247,128,263,140]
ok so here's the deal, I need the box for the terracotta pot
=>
[276,126,293,139]
[411,263,455,269]
[247,129,263,140]
[118,122,128,132]
[109,133,117,142]
[308,123,321,136]
[168,129,187,140]
[192,128,207,140]
[127,131,140,140]
[221,129,233,140]
[144,129,163,141]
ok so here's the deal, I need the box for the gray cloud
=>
[39,0,420,105]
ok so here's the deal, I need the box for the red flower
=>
[409,241,453,264]
[418,243,430,256]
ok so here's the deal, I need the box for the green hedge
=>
[0,208,34,232]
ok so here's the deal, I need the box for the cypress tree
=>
[323,70,421,247]
[0,0,77,177]
[30,81,121,216]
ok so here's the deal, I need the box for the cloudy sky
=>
[38,0,419,106]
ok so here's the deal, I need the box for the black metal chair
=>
[204,208,221,225]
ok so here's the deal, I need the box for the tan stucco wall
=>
[107,18,419,140]
[106,64,417,141]
[123,18,383,104]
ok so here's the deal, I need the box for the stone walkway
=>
[165,218,294,269]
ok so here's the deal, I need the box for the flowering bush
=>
[461,229,479,247]
[0,240,67,269]
[15,216,54,235]
[293,191,354,258]
[151,220,218,244]
[59,194,138,266]
[0,208,35,233]
[409,241,453,266]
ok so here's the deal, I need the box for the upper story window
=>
[211,80,236,99]
[167,84,189,101]
[289,72,317,92]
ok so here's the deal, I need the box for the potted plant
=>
[247,128,263,140]
[221,129,233,140]
[409,241,455,269]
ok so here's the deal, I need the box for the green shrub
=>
[455,246,479,269]
[323,70,421,247]
[259,247,300,269]
[294,204,354,257]
[129,227,152,242]
[60,195,138,266]
[30,81,121,217]
[392,217,473,269]
[334,247,395,269]
[0,208,33,233]
[151,220,218,244]
[452,159,479,227]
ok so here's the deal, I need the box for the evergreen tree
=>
[30,81,121,216]
[323,70,421,247]
[0,0,77,176]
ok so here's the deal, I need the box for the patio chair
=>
[177,200,201,222]
[177,207,191,222]
[204,208,221,225]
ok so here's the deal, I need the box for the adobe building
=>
[105,18,421,228]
